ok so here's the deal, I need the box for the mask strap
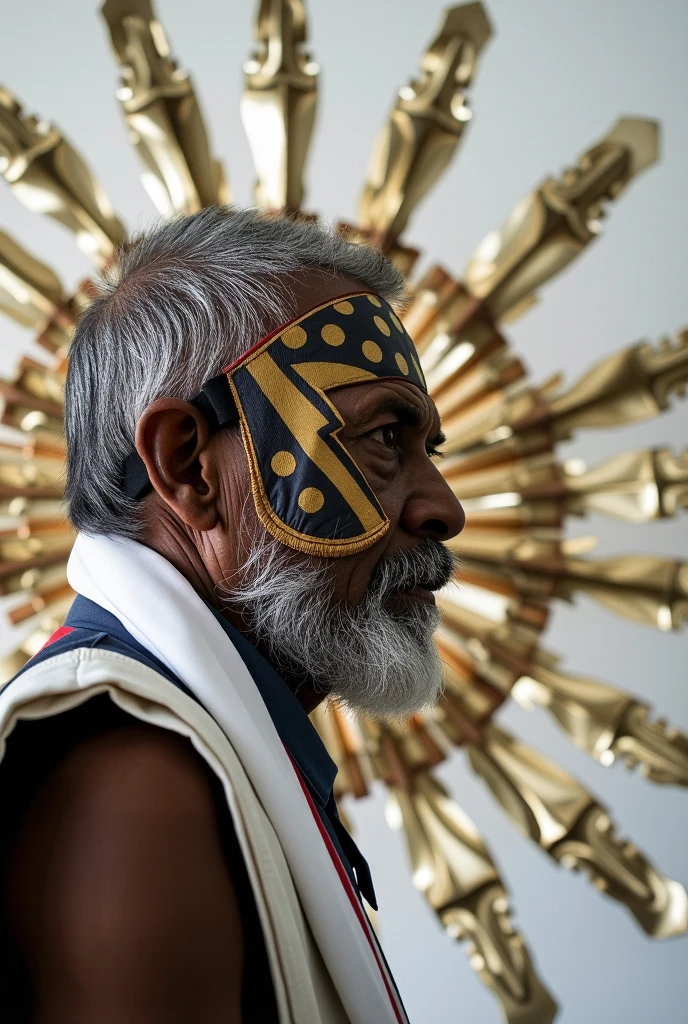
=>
[121,373,239,500]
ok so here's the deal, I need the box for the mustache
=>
[368,539,460,598]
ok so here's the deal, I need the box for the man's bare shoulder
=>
[7,713,245,1023]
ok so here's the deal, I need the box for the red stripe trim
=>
[286,749,405,1024]
[34,625,75,656]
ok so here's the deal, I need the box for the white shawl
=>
[58,533,406,1023]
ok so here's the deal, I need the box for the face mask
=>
[123,292,426,558]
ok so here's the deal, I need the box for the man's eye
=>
[370,424,399,450]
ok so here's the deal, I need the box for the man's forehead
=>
[331,377,439,430]
[286,271,366,319]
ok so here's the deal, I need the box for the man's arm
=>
[6,718,245,1024]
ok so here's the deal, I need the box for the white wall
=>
[1,1,686,1020]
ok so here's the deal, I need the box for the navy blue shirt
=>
[15,595,377,910]
[0,594,378,1023]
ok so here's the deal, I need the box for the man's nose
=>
[399,468,465,541]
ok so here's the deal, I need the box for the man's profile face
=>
[212,274,465,717]
[325,374,464,607]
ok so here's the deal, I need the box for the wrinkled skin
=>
[135,271,465,707]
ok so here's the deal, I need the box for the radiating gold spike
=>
[0,497,64,523]
[311,701,371,798]
[455,559,556,604]
[0,88,126,265]
[0,378,64,438]
[513,659,688,785]
[457,497,561,528]
[420,281,504,382]
[401,265,460,344]
[442,452,558,496]
[438,585,547,643]
[13,592,76,662]
[0,551,70,589]
[563,447,688,522]
[552,554,687,631]
[547,328,688,437]
[0,529,73,564]
[0,447,64,495]
[0,229,69,336]
[443,327,688,457]
[0,427,66,461]
[447,525,561,565]
[388,771,557,1023]
[439,385,544,454]
[358,3,492,245]
[241,0,318,212]
[441,425,555,473]
[7,579,72,627]
[433,347,527,423]
[464,117,660,322]
[0,556,67,596]
[12,358,64,407]
[101,0,227,217]
[436,624,517,701]
[468,725,688,937]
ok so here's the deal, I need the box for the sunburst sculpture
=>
[0,2,686,1021]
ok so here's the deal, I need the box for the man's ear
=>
[135,398,220,531]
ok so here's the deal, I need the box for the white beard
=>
[219,530,459,719]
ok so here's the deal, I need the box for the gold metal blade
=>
[464,117,660,321]
[563,447,688,522]
[551,554,687,631]
[512,660,688,786]
[0,87,126,265]
[468,725,688,937]
[389,770,558,1023]
[436,327,688,458]
[241,0,318,212]
[101,0,228,216]
[358,3,492,245]
[0,229,68,338]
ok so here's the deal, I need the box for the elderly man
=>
[0,207,464,1023]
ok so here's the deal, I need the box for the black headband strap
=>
[121,373,239,500]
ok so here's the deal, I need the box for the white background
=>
[1,1,686,1020]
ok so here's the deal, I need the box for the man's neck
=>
[140,504,326,715]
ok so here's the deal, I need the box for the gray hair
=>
[65,205,405,538]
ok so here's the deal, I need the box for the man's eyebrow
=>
[361,395,425,428]
[357,394,445,446]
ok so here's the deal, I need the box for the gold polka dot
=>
[333,300,354,315]
[367,295,382,307]
[321,323,345,346]
[362,340,383,363]
[282,325,307,348]
[374,315,391,337]
[395,352,409,375]
[390,312,403,332]
[271,450,296,476]
[298,487,324,513]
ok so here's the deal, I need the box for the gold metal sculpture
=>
[0,88,126,264]
[241,0,319,211]
[0,2,685,1021]
[101,0,228,216]
[358,2,492,245]
[463,117,660,322]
